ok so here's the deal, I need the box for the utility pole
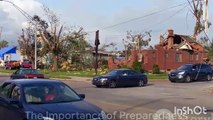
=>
[0,0,38,69]
[0,27,2,41]
[122,39,128,60]
[95,30,100,75]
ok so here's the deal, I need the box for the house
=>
[141,29,208,71]
[0,46,22,67]
[108,29,208,71]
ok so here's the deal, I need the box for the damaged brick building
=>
[108,29,208,71]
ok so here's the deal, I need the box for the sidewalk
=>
[50,76,93,82]
[0,73,10,77]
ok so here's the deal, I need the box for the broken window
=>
[173,35,182,44]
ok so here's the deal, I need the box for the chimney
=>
[167,29,174,49]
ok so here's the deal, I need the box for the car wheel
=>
[185,75,191,83]
[138,80,144,87]
[109,81,116,88]
[170,80,176,83]
[207,74,212,81]
[96,85,102,88]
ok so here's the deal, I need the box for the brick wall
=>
[108,47,207,71]
[141,46,207,71]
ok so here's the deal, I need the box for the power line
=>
[100,2,188,30]
[93,5,189,39]
[141,4,189,32]
[2,1,33,21]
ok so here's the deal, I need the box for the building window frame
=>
[195,53,199,61]
[189,53,193,61]
[165,53,169,58]
[176,53,182,63]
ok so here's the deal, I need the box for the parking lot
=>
[0,76,213,120]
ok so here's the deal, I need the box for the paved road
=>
[0,77,213,120]
[69,80,213,120]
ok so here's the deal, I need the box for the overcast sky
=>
[0,0,212,50]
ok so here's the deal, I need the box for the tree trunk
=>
[52,54,58,71]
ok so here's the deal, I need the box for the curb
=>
[50,77,92,82]
[0,74,10,77]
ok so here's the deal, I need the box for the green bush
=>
[120,65,128,69]
[152,64,160,74]
[132,61,144,72]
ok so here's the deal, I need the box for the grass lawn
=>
[0,69,15,74]
[146,72,168,80]
[41,70,98,79]
[0,69,168,80]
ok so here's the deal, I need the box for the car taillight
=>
[24,75,29,78]
[25,75,34,78]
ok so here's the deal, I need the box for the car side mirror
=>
[79,94,85,99]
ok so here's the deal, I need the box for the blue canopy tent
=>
[0,46,17,60]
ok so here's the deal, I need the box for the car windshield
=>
[106,70,120,75]
[177,65,192,70]
[22,69,38,74]
[23,83,81,104]
[23,60,31,64]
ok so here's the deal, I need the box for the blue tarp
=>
[0,46,16,60]
[116,56,125,60]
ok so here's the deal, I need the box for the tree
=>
[126,31,151,50]
[18,28,35,64]
[0,40,8,49]
[188,0,211,38]
[123,31,151,58]
[204,38,213,59]
[34,6,87,71]
[61,28,88,69]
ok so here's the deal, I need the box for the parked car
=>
[92,69,148,88]
[0,79,107,120]
[10,68,45,79]
[5,60,20,69]
[168,63,213,83]
[21,60,32,68]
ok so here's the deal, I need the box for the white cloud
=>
[0,0,42,23]
[0,0,212,49]
[0,0,42,44]
[85,1,195,50]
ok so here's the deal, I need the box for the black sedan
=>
[0,79,107,120]
[92,69,148,88]
[10,68,45,79]
[168,63,213,83]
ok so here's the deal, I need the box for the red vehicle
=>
[21,60,32,68]
[10,68,45,79]
[5,61,20,69]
